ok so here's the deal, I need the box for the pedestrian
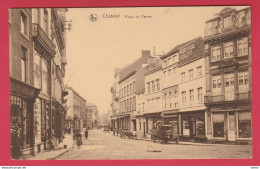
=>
[84,128,88,139]
[73,130,82,148]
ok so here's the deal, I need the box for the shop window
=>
[238,112,251,138]
[196,116,205,136]
[211,46,221,62]
[237,38,248,56]
[34,98,41,143]
[212,113,225,138]
[224,42,234,59]
[183,117,190,136]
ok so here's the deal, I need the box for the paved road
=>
[55,129,252,159]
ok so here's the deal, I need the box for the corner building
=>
[203,7,252,143]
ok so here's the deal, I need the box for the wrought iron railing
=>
[32,23,56,57]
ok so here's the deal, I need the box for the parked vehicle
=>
[151,125,179,144]
[103,126,110,132]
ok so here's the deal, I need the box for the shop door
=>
[228,113,236,141]
[225,73,234,101]
[190,117,196,137]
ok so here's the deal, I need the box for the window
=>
[238,72,249,92]
[182,91,186,106]
[238,38,248,56]
[167,58,171,65]
[181,72,185,82]
[124,87,126,97]
[156,79,160,91]
[198,87,202,104]
[211,46,221,62]
[133,97,136,110]
[224,16,232,28]
[21,11,28,36]
[163,71,166,77]
[163,60,166,67]
[213,113,225,137]
[127,99,129,111]
[130,84,132,94]
[43,9,48,35]
[130,98,132,111]
[127,85,129,95]
[33,51,41,88]
[217,79,221,88]
[238,112,251,138]
[188,69,193,80]
[173,67,177,76]
[147,82,151,93]
[168,69,171,76]
[152,81,155,92]
[133,81,136,92]
[21,46,27,82]
[224,42,234,59]
[225,78,229,87]
[189,89,194,105]
[42,60,49,95]
[164,93,167,109]
[197,66,202,77]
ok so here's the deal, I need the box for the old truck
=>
[150,125,179,144]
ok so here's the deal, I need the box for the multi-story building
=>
[86,103,99,129]
[135,87,145,138]
[160,37,206,142]
[9,9,40,159]
[9,8,68,159]
[65,87,86,132]
[177,37,206,142]
[116,50,155,131]
[203,7,251,143]
[144,59,162,136]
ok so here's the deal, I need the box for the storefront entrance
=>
[228,112,236,141]
[181,112,205,139]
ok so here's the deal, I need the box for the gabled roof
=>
[160,37,202,60]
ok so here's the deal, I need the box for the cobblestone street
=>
[55,130,252,160]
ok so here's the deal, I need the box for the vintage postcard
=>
[8,6,254,162]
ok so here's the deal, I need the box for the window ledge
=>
[20,31,30,40]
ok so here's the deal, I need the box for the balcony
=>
[32,23,56,58]
[204,95,225,104]
[113,92,120,101]
[235,92,251,100]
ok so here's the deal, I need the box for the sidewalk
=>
[26,134,74,160]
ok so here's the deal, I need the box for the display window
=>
[212,113,225,138]
[238,112,251,138]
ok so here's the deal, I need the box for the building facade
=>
[9,8,68,159]
[203,7,252,143]
[144,59,162,136]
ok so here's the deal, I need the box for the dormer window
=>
[223,16,232,28]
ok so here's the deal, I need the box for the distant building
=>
[86,103,99,129]
[65,87,86,132]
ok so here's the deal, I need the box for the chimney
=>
[142,50,150,64]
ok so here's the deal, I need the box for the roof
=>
[66,87,86,102]
[160,37,202,59]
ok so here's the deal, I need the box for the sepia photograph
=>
[8,6,252,161]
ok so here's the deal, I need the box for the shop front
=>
[162,111,180,136]
[210,109,252,143]
[10,77,40,159]
[143,112,162,135]
[180,110,206,142]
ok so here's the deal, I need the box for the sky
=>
[64,6,247,115]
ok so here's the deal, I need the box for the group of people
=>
[73,128,89,148]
